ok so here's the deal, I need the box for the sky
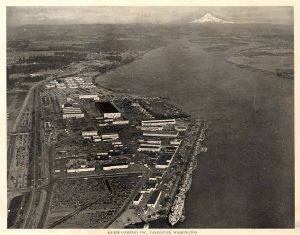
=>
[7,6,293,26]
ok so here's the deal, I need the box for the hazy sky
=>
[7,6,293,26]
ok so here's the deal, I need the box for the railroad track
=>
[23,87,41,228]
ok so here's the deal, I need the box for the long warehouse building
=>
[62,107,84,119]
[138,143,162,152]
[141,119,176,126]
[143,131,179,138]
[103,163,128,171]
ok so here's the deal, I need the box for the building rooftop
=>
[95,102,119,113]
[144,180,157,190]
[64,103,73,108]
[102,162,128,167]
[142,119,175,123]
[165,146,178,151]
[156,154,173,165]
[147,190,161,205]
[133,193,143,202]
[150,172,164,178]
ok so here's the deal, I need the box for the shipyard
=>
[6,6,294,230]
[7,66,209,228]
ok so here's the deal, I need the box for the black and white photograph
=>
[5,3,295,230]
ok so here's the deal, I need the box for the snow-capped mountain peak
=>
[190,13,234,24]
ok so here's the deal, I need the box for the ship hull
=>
[168,194,185,226]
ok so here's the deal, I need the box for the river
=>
[96,37,294,228]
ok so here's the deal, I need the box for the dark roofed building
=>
[64,103,73,108]
[155,154,173,169]
[133,193,143,205]
[147,190,162,208]
[95,102,121,119]
[141,180,157,193]
[165,146,178,153]
[156,157,168,167]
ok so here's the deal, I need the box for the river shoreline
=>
[93,36,294,228]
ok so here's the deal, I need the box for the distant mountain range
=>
[190,13,234,24]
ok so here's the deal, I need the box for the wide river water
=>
[96,38,294,228]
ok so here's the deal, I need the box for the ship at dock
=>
[169,193,185,226]
[179,164,194,194]
[168,121,209,226]
[169,158,195,226]
[179,173,192,194]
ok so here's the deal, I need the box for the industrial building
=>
[98,119,129,127]
[155,146,179,169]
[79,94,99,100]
[95,101,121,119]
[66,167,95,173]
[45,84,55,89]
[102,163,128,171]
[63,77,96,89]
[93,136,102,142]
[112,120,129,125]
[82,129,99,139]
[175,126,188,132]
[102,133,119,140]
[170,139,182,146]
[57,83,66,89]
[155,155,173,169]
[141,180,158,193]
[149,172,164,181]
[62,106,84,119]
[147,190,162,208]
[165,146,179,154]
[139,139,162,145]
[141,126,163,131]
[97,152,109,156]
[62,103,73,108]
[141,119,176,126]
[143,131,179,138]
[133,193,143,206]
[138,143,161,152]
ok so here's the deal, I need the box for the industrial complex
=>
[7,73,208,228]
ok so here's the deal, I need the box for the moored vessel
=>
[169,193,185,226]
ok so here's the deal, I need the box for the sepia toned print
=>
[6,6,294,229]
